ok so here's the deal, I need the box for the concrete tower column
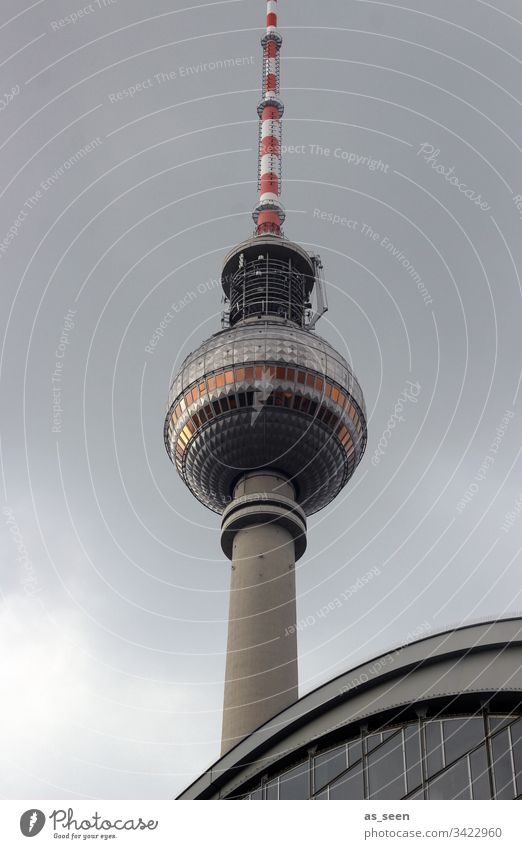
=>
[220,471,307,754]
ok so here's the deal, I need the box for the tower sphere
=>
[164,236,367,517]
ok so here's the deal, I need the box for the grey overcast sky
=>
[1,0,521,800]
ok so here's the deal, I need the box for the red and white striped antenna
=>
[252,0,285,237]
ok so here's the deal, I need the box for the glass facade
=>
[232,711,522,800]
[167,361,365,475]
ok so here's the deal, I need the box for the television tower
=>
[164,0,367,755]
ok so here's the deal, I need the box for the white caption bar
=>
[2,800,520,848]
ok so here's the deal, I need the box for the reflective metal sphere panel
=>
[164,322,367,515]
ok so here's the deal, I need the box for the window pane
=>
[404,724,422,794]
[314,789,328,800]
[425,721,444,777]
[489,716,514,733]
[407,787,425,799]
[314,746,347,792]
[469,746,491,799]
[265,779,278,799]
[366,732,382,753]
[442,717,484,766]
[250,787,262,800]
[491,729,515,799]
[347,739,363,767]
[367,734,406,799]
[329,763,364,800]
[279,762,309,800]
[428,758,471,799]
[510,719,522,796]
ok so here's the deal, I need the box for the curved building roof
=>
[178,617,522,799]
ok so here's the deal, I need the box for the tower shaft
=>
[220,472,306,754]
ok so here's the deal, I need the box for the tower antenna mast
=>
[253,0,285,236]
